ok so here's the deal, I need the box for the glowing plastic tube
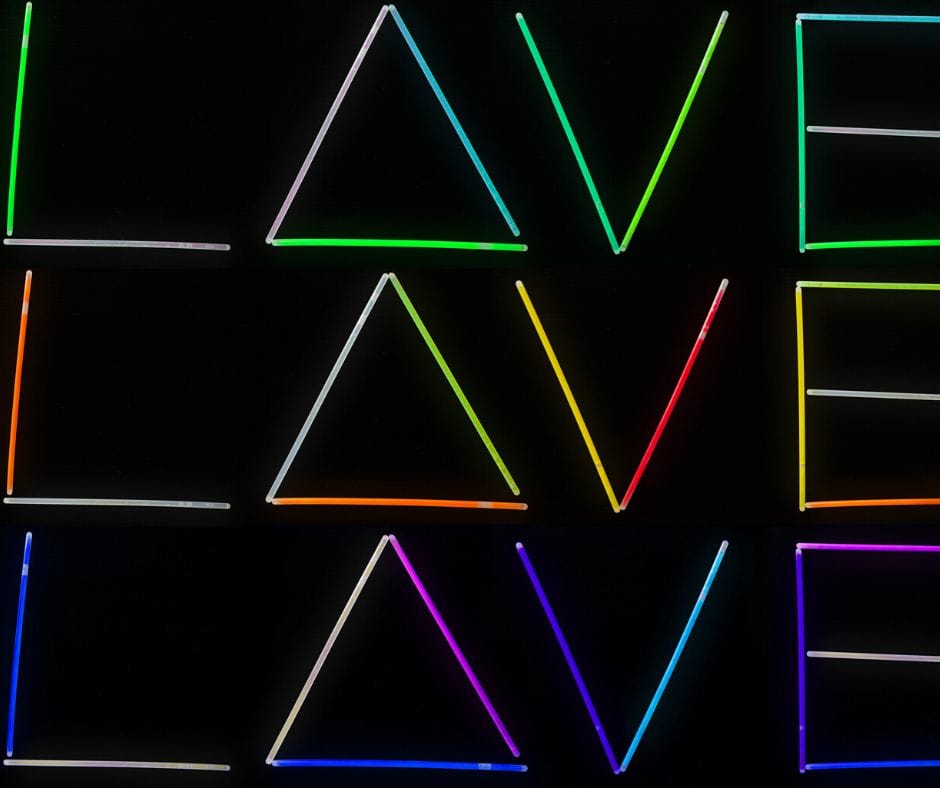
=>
[795,547,806,773]
[3,239,229,250]
[3,759,229,770]
[271,239,526,251]
[797,280,940,290]
[6,532,31,758]
[3,497,230,509]
[796,287,806,512]
[620,540,728,773]
[804,498,940,509]
[266,274,388,502]
[620,279,728,510]
[806,240,940,250]
[808,651,940,663]
[514,13,618,254]
[807,125,940,138]
[796,19,806,252]
[388,6,519,237]
[806,761,940,770]
[388,535,520,758]
[797,542,940,552]
[796,13,940,23]
[620,11,728,251]
[7,2,30,236]
[271,497,527,510]
[514,543,619,773]
[265,6,389,243]
[7,270,31,495]
[388,274,519,496]
[807,389,940,401]
[271,759,527,771]
[266,536,389,764]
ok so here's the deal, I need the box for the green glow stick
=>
[271,238,527,251]
[806,240,940,250]
[796,20,806,253]
[619,11,728,252]
[797,281,940,291]
[7,2,31,237]
[388,273,520,495]
[514,13,619,254]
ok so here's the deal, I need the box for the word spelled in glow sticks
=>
[6,270,30,495]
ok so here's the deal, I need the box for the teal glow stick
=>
[620,11,728,252]
[7,2,31,236]
[388,273,519,495]
[796,19,806,253]
[271,238,527,251]
[514,13,619,254]
[806,240,940,250]
[797,281,940,291]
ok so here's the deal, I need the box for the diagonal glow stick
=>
[6,532,31,757]
[3,239,229,250]
[620,11,728,251]
[388,535,520,757]
[266,535,389,764]
[388,273,519,495]
[620,279,728,510]
[271,497,527,510]
[266,274,389,502]
[807,126,940,138]
[795,547,806,773]
[272,238,526,251]
[515,281,618,512]
[4,759,229,770]
[265,6,389,243]
[808,651,940,663]
[7,270,31,495]
[7,2,31,236]
[271,759,527,771]
[807,389,940,401]
[3,497,229,509]
[796,19,806,252]
[620,540,728,773]
[796,287,806,511]
[805,498,940,509]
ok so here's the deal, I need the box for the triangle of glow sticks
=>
[266,5,523,251]
[266,534,524,771]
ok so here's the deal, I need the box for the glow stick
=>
[807,761,940,770]
[3,497,229,509]
[807,125,940,138]
[514,543,620,773]
[266,274,388,502]
[797,542,940,552]
[7,2,30,236]
[797,13,940,23]
[619,540,728,772]
[796,287,806,511]
[620,11,728,251]
[3,239,229,250]
[513,13,619,254]
[797,280,940,290]
[795,548,806,773]
[796,19,806,252]
[620,279,728,510]
[388,535,520,757]
[808,651,940,663]
[271,759,527,771]
[805,498,940,509]
[4,759,229,770]
[266,535,388,764]
[272,239,526,251]
[388,274,519,495]
[515,281,618,512]
[807,389,940,401]
[265,6,389,243]
[6,532,30,757]
[807,240,940,250]
[7,270,31,495]
[271,497,527,510]
[388,6,519,237]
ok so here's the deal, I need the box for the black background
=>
[2,0,940,786]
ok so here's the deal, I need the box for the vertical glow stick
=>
[619,11,728,251]
[795,547,806,773]
[795,19,806,253]
[795,287,805,511]
[388,273,519,496]
[6,532,31,757]
[266,535,389,764]
[7,270,31,496]
[387,535,520,757]
[7,2,31,236]
[619,540,728,773]
[620,279,728,510]
[515,281,619,512]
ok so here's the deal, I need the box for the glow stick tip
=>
[514,541,524,550]
[719,10,729,23]
[515,11,523,20]
[719,539,729,551]
[719,278,729,291]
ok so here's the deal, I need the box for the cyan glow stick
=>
[271,759,527,771]
[807,389,940,401]
[807,125,940,138]
[6,532,31,757]
[808,651,940,663]
[4,759,229,771]
[797,13,940,23]
[796,19,806,252]
[807,760,940,770]
[3,239,229,250]
[3,497,229,509]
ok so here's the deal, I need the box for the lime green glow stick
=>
[806,240,940,250]
[388,273,519,495]
[272,238,527,251]
[620,11,728,252]
[797,281,940,291]
[796,19,806,253]
[7,2,31,237]
[514,13,619,254]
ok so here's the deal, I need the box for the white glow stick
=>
[807,126,940,138]
[4,759,229,770]
[807,389,940,401]
[2,239,229,250]
[3,497,230,509]
[808,650,940,663]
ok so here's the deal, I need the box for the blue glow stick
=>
[619,540,728,773]
[6,532,31,757]
[387,6,520,237]
[796,13,940,23]
[271,759,527,772]
[807,761,940,770]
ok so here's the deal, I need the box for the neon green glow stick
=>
[388,273,520,495]
[619,11,728,252]
[797,281,940,291]
[796,20,806,253]
[514,13,619,254]
[271,238,527,251]
[806,240,940,250]
[7,2,31,237]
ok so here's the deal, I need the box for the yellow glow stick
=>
[796,286,806,512]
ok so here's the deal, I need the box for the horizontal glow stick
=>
[796,13,940,23]
[271,497,527,510]
[6,532,30,757]
[805,499,940,509]
[807,761,940,770]
[266,535,388,764]
[808,651,940,663]
[806,240,940,250]
[3,238,229,250]
[272,239,527,251]
[807,389,940,401]
[7,270,31,495]
[271,759,527,771]
[3,497,230,509]
[7,2,30,236]
[807,125,940,138]
[388,535,520,757]
[797,542,940,552]
[797,280,940,290]
[4,759,229,770]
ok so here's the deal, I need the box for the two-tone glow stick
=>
[796,286,805,511]
[808,651,940,663]
[7,2,31,236]
[795,547,806,773]
[7,270,31,495]
[3,239,229,250]
[272,239,526,251]
[4,760,229,771]
[807,126,940,138]
[3,498,229,509]
[271,759,527,771]
[796,19,805,252]
[620,279,728,510]
[807,389,940,401]
[6,532,31,758]
[271,497,527,510]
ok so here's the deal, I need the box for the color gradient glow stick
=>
[266,536,389,764]
[3,497,230,509]
[514,543,620,773]
[7,270,31,495]
[388,273,519,496]
[798,280,940,291]
[272,239,526,251]
[796,19,806,252]
[271,497,527,510]
[515,281,618,512]
[7,2,30,236]
[620,279,728,510]
[807,389,940,401]
[797,542,940,552]
[6,532,31,758]
[805,498,940,509]
[795,547,806,773]
[808,651,940,663]
[271,759,527,771]
[4,759,229,771]
[388,535,520,757]
[796,287,806,511]
[807,125,940,138]
[514,13,619,254]
[797,13,940,23]
[620,11,728,251]
[3,239,229,250]
[807,240,940,250]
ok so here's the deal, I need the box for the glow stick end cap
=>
[719,10,729,23]
[515,11,523,20]
[514,541,524,551]
[719,278,729,291]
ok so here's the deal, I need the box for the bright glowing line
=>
[796,20,805,252]
[272,239,526,251]
[388,6,519,237]
[806,761,940,770]
[265,6,389,243]
[797,13,940,23]
[514,13,618,254]
[621,279,728,510]
[7,2,30,236]
[515,281,619,512]
[388,535,520,757]
[797,280,940,290]
[265,535,389,764]
[514,543,619,773]
[389,273,519,495]
[808,389,940,401]
[805,499,940,509]
[807,240,940,250]
[7,270,31,495]
[4,759,229,770]
[271,759,527,771]
[619,540,728,772]
[807,125,940,138]
[808,651,940,663]
[271,497,527,510]
[266,274,388,502]
[796,287,805,512]
[6,532,31,758]
[3,497,229,509]
[3,239,229,250]
[795,548,806,773]
[620,11,728,251]
[797,542,940,552]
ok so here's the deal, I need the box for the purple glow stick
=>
[387,535,520,757]
[514,543,619,773]
[797,543,940,553]
[795,548,806,773]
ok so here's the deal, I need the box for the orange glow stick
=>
[6,270,31,495]
[271,497,528,510]
[805,499,940,509]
